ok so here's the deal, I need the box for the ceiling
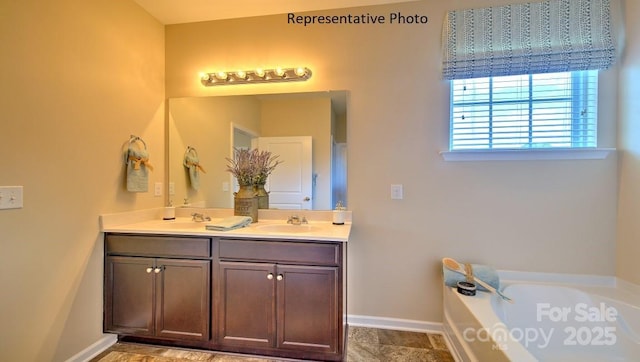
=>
[133,0,418,24]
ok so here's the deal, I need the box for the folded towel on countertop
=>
[184,146,205,191]
[205,216,253,231]
[442,261,500,292]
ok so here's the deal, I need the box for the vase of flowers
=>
[226,148,259,222]
[253,183,269,209]
[234,184,258,221]
[252,150,281,209]
[226,148,282,220]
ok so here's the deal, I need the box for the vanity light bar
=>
[200,67,312,86]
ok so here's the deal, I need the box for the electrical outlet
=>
[169,182,175,196]
[222,182,230,192]
[154,182,162,197]
[391,184,403,200]
[0,186,24,210]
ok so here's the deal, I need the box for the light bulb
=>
[255,68,265,77]
[216,71,228,80]
[200,73,210,81]
[236,70,247,79]
[295,67,306,76]
[275,67,285,77]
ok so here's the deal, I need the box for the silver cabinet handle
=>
[146,267,153,273]
[267,273,274,280]
[154,267,162,273]
[276,274,284,281]
[303,197,311,201]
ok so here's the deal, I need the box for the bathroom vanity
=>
[101,209,350,361]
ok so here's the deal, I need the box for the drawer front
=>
[219,239,340,266]
[106,234,211,258]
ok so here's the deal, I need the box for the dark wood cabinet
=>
[216,239,345,361]
[218,262,338,353]
[104,233,346,361]
[218,261,276,348]
[104,234,211,342]
[277,265,338,353]
[105,256,155,336]
[154,258,210,340]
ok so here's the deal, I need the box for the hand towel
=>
[184,146,206,191]
[205,216,253,231]
[442,261,500,292]
[125,136,153,192]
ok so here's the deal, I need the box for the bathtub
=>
[443,272,640,361]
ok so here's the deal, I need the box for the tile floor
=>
[90,327,455,361]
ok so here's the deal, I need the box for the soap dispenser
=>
[163,200,176,220]
[332,201,346,225]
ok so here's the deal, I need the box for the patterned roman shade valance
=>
[442,0,617,80]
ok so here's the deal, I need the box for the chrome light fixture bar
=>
[200,67,312,86]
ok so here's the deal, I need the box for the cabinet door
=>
[276,265,338,353]
[218,261,276,348]
[155,259,211,341]
[105,256,154,336]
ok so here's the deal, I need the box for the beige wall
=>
[617,0,640,283]
[166,0,619,323]
[0,1,164,361]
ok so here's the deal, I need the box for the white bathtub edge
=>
[615,277,640,295]
[443,309,474,362]
[497,269,617,287]
[444,271,640,361]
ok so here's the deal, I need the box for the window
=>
[450,71,598,151]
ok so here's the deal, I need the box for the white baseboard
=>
[65,334,117,362]
[347,314,443,334]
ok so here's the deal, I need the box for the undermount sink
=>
[254,224,323,234]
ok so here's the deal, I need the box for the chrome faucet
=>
[191,213,211,222]
[287,215,308,225]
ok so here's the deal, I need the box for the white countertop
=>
[100,208,351,242]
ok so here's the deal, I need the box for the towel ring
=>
[184,146,197,165]
[124,135,148,164]
[129,135,147,147]
[185,146,197,156]
[184,146,205,173]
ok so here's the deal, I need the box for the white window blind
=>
[450,71,598,150]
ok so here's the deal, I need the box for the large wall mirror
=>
[168,90,348,210]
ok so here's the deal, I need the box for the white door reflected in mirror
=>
[255,136,313,210]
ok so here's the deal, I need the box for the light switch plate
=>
[391,184,403,200]
[0,186,23,210]
[154,182,162,197]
